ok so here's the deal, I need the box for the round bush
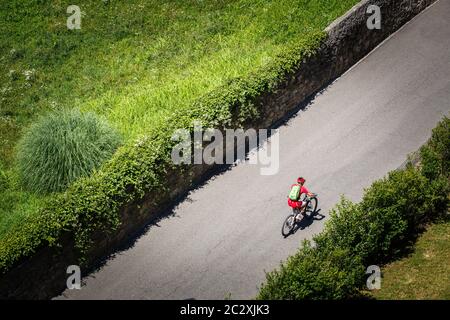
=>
[17,109,122,193]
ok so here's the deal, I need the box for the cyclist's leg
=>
[294,203,303,221]
[299,200,307,214]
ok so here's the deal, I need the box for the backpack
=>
[288,184,301,201]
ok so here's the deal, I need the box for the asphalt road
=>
[57,0,450,300]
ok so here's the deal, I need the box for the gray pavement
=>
[57,0,450,300]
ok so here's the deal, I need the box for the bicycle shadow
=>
[291,209,325,235]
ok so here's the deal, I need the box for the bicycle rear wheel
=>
[281,214,296,237]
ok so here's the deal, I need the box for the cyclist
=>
[288,177,314,220]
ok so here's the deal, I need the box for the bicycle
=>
[281,193,318,237]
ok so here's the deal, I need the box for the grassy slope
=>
[0,0,359,238]
[369,219,450,300]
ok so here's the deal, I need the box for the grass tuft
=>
[16,109,122,194]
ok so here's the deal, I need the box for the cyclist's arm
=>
[301,186,313,198]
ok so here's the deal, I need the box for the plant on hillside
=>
[16,109,122,194]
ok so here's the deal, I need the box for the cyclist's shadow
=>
[292,209,325,234]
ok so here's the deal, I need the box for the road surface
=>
[57,0,450,300]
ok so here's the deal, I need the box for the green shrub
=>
[428,116,450,175]
[314,196,408,266]
[257,241,365,300]
[315,168,449,265]
[364,166,449,234]
[16,109,122,194]
[420,145,442,181]
[361,169,431,231]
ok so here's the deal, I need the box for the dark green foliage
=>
[16,109,122,194]
[316,169,449,265]
[258,241,365,300]
[313,196,407,266]
[419,116,449,181]
[420,145,442,181]
[429,116,450,172]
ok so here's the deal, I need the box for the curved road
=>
[58,0,450,300]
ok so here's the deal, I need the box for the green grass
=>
[369,219,450,300]
[0,189,45,237]
[0,0,360,239]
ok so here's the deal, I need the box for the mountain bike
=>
[282,193,318,237]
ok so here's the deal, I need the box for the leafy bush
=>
[419,116,450,180]
[258,241,365,300]
[420,145,442,181]
[314,196,408,266]
[360,168,448,236]
[315,168,449,267]
[428,116,450,175]
[16,110,122,194]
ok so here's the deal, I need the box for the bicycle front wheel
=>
[305,197,318,217]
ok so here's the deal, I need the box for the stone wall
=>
[0,0,437,299]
